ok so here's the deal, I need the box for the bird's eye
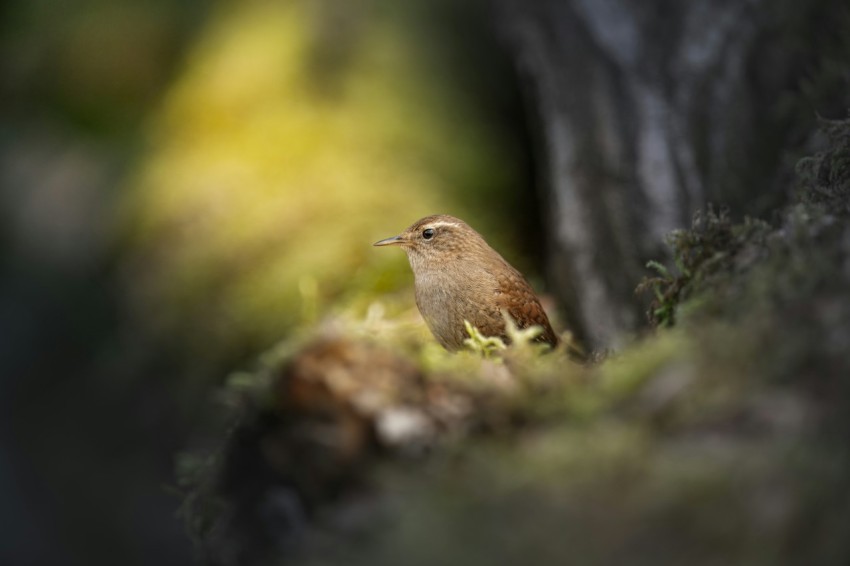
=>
[422,228,435,240]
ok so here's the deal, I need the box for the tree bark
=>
[497,0,849,347]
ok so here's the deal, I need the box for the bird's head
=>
[373,214,489,270]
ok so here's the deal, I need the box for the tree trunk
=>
[497,0,849,347]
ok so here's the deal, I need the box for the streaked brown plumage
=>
[374,214,558,351]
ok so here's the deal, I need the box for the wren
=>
[374,214,558,351]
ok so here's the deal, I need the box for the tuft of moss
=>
[797,116,850,214]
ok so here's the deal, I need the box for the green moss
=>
[797,117,850,212]
[595,331,685,399]
[639,118,850,329]
[178,118,850,565]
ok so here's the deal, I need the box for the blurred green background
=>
[0,0,541,563]
[119,0,537,374]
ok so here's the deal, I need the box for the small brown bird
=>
[374,214,558,351]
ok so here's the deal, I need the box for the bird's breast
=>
[413,265,498,350]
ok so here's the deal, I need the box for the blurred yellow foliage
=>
[120,0,521,368]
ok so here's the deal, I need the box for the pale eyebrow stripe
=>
[427,221,462,229]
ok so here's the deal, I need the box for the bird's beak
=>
[373,235,405,247]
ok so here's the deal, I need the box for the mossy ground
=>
[178,118,850,566]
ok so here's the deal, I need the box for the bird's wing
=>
[493,266,559,347]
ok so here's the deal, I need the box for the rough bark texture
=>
[497,0,850,347]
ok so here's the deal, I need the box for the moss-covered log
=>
[180,119,850,565]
